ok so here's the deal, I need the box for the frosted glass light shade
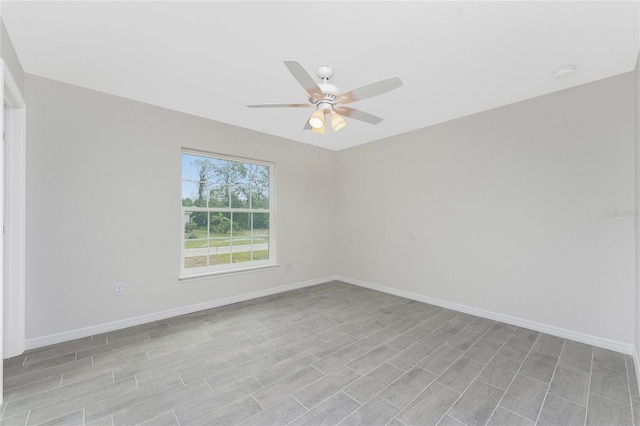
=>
[330,112,347,132]
[309,110,325,129]
[312,124,325,134]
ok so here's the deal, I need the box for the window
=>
[181,150,275,277]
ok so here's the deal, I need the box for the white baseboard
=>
[26,274,635,357]
[633,346,640,395]
[336,275,634,355]
[25,276,334,350]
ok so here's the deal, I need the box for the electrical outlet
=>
[445,271,453,282]
[400,264,407,274]
[114,282,125,296]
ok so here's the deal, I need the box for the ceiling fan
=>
[247,60,403,134]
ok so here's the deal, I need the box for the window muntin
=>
[181,151,274,275]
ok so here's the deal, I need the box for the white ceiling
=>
[2,1,639,151]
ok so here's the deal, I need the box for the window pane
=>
[184,211,207,247]
[250,164,270,209]
[230,183,249,208]
[182,169,209,207]
[183,211,240,268]
[209,158,243,207]
[252,212,269,261]
[232,212,251,236]
[208,184,229,208]
[182,154,214,207]
[182,151,273,274]
[228,212,246,264]
[184,210,210,269]
[182,181,200,207]
[209,212,232,265]
[228,213,269,264]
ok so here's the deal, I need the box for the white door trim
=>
[3,60,26,361]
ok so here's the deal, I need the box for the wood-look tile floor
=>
[1,281,638,426]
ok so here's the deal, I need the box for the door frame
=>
[1,60,27,404]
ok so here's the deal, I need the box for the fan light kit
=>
[330,111,347,132]
[309,109,325,129]
[248,61,403,134]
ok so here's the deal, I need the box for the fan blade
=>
[247,103,311,108]
[303,121,311,130]
[337,76,403,104]
[335,106,383,125]
[283,60,324,102]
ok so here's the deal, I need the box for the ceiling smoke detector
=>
[553,65,576,79]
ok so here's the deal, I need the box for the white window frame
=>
[179,149,276,280]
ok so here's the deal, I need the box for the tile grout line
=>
[277,394,311,426]
[333,401,361,426]
[545,388,587,408]
[397,322,513,425]
[591,392,637,409]
[173,379,246,425]
[432,325,515,424]
[595,361,637,382]
[386,417,406,426]
[584,346,595,426]
[176,374,271,425]
[170,409,180,426]
[395,343,467,418]
[482,327,537,425]
[203,377,213,393]
[437,336,515,425]
[498,405,534,424]
[289,360,354,413]
[376,364,435,410]
[532,340,566,425]
[627,355,637,426]
[387,323,502,423]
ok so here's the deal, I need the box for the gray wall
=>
[23,69,637,348]
[336,72,636,346]
[1,18,24,93]
[24,75,336,340]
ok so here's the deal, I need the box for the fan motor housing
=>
[317,101,333,112]
[318,83,340,99]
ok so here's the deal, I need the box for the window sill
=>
[179,264,280,283]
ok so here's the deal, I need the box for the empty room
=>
[0,1,639,425]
